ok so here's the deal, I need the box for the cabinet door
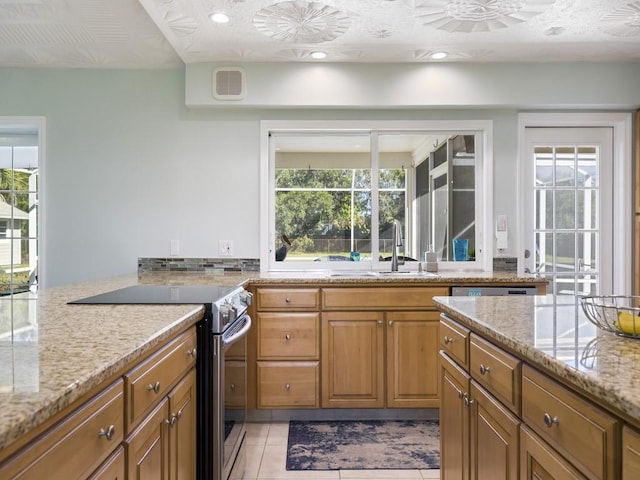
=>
[322,311,384,408]
[623,425,640,480]
[470,381,519,480]
[168,369,196,480]
[520,426,586,480]
[440,352,470,480]
[126,398,170,480]
[87,446,126,480]
[387,311,440,408]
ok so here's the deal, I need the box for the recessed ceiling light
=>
[310,51,327,59]
[430,52,448,60]
[209,12,230,24]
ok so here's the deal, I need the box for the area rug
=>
[286,420,439,470]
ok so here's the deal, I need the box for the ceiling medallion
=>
[416,0,555,33]
[253,1,351,43]
[601,1,640,37]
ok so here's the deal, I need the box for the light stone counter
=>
[139,269,548,287]
[433,294,640,427]
[0,275,204,453]
[0,270,546,456]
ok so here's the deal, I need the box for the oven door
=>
[213,314,251,480]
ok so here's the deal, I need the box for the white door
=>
[522,127,613,296]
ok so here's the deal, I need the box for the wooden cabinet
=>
[87,446,126,480]
[470,333,521,415]
[124,328,198,480]
[623,425,640,480]
[167,369,196,480]
[126,397,170,480]
[124,369,197,480]
[520,425,586,480]
[440,313,625,480]
[440,342,519,480]
[521,365,618,480]
[470,380,519,480]
[0,380,125,480]
[440,351,471,480]
[322,311,385,408]
[321,286,446,409]
[255,287,321,408]
[387,311,440,408]
[0,325,198,480]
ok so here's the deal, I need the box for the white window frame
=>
[517,112,633,295]
[260,119,494,273]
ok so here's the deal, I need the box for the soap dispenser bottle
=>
[425,245,438,272]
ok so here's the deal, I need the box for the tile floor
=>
[242,422,440,480]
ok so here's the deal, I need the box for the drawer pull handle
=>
[377,320,383,326]
[98,425,116,441]
[165,414,177,426]
[285,383,291,390]
[285,297,291,303]
[479,364,491,375]
[543,413,559,428]
[463,394,474,407]
[285,333,291,341]
[388,320,394,326]
[147,381,161,394]
[458,390,463,399]
[187,348,197,358]
[230,383,236,390]
[443,336,453,345]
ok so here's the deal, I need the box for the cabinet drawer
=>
[0,380,124,480]
[470,334,521,415]
[257,362,319,408]
[256,288,320,310]
[125,328,197,431]
[257,312,320,360]
[440,314,470,370]
[322,287,449,310]
[522,365,618,480]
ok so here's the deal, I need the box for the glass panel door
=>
[523,127,613,296]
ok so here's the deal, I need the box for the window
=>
[0,141,38,294]
[261,120,493,272]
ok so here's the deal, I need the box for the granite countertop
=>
[0,269,545,456]
[0,275,205,453]
[139,269,547,286]
[433,294,640,426]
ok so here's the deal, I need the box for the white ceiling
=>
[1,0,639,68]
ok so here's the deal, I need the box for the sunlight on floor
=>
[242,422,441,480]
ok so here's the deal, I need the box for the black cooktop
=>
[68,285,237,305]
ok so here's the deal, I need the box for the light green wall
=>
[0,66,635,286]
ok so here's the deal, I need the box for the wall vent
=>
[212,67,246,100]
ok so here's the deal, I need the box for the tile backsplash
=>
[138,257,260,273]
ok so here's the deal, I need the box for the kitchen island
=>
[434,294,640,479]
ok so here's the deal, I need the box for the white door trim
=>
[517,112,633,295]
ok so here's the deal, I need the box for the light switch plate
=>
[219,240,233,256]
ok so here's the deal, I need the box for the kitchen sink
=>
[328,271,379,277]
[377,271,439,277]
[328,271,439,277]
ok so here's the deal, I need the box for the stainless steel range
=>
[69,284,253,480]
[203,286,252,480]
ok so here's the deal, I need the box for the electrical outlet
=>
[219,240,233,256]
[170,239,179,256]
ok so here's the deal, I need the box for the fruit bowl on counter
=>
[580,295,640,338]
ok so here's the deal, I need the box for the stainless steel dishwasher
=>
[451,286,538,296]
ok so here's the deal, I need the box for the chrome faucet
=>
[391,219,404,272]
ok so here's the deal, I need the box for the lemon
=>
[615,311,640,335]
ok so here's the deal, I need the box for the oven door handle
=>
[222,314,252,349]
